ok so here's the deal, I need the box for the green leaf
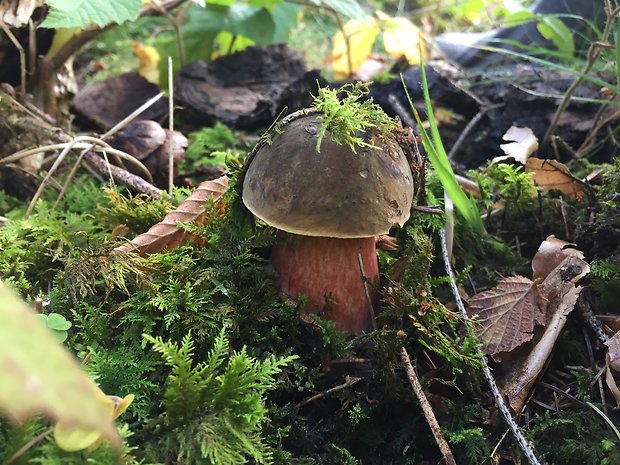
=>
[45,0,86,9]
[248,0,282,7]
[537,16,574,58]
[0,282,119,448]
[41,0,141,28]
[503,10,535,28]
[270,1,300,43]
[46,313,72,331]
[192,4,276,44]
[313,0,367,19]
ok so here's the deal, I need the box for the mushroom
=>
[242,115,415,335]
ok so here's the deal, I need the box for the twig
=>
[4,427,53,465]
[400,347,457,465]
[447,104,503,162]
[2,140,153,183]
[296,376,362,408]
[25,137,88,218]
[576,298,611,344]
[357,253,377,331]
[438,228,542,465]
[101,92,165,140]
[84,153,162,199]
[152,0,185,66]
[542,3,620,150]
[0,21,26,95]
[388,93,416,128]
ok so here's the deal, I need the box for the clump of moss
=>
[312,82,398,153]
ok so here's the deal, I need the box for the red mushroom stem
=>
[271,232,379,335]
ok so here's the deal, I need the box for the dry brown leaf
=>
[525,157,586,201]
[605,332,620,408]
[502,254,590,412]
[606,331,620,372]
[467,276,547,357]
[493,126,539,164]
[112,175,229,256]
[531,235,585,281]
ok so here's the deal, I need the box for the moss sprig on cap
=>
[312,82,398,153]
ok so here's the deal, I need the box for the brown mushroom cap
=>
[242,115,414,238]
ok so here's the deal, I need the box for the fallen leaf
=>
[606,331,620,372]
[467,275,547,357]
[531,235,585,281]
[502,254,590,412]
[112,175,229,256]
[0,282,119,449]
[55,392,134,451]
[605,333,620,408]
[525,157,586,201]
[133,42,160,85]
[379,13,421,64]
[493,126,539,164]
[330,17,380,79]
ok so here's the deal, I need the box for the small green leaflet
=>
[42,0,141,29]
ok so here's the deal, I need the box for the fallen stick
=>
[400,346,457,465]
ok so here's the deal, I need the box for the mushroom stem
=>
[271,232,378,335]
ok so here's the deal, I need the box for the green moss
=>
[312,82,398,153]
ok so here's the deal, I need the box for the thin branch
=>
[84,152,162,199]
[438,228,542,465]
[296,376,362,408]
[2,140,153,183]
[400,347,457,465]
[447,104,503,162]
[0,21,26,94]
[151,0,185,66]
[4,428,53,465]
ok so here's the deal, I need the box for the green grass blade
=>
[400,50,484,235]
[472,44,620,94]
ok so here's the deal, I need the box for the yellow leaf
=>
[133,42,160,85]
[0,283,120,451]
[381,16,421,64]
[330,17,380,80]
[54,390,134,452]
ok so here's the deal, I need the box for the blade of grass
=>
[401,46,484,235]
[472,44,620,94]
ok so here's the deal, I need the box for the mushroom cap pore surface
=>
[242,115,414,238]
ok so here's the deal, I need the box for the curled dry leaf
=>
[525,157,586,201]
[502,254,590,413]
[606,332,620,372]
[112,175,229,256]
[493,126,539,164]
[467,275,547,357]
[604,332,620,408]
[531,235,585,281]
